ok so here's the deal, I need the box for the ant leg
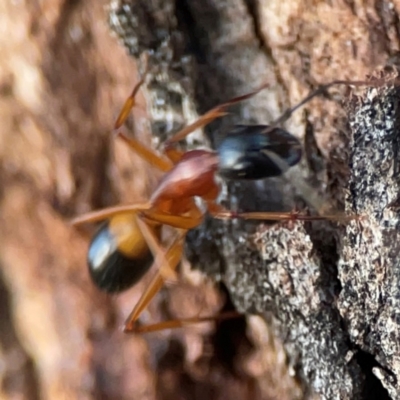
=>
[116,131,173,172]
[167,77,391,147]
[163,83,270,148]
[135,216,180,282]
[163,146,185,165]
[114,61,150,131]
[123,205,207,332]
[123,224,242,334]
[123,233,185,332]
[143,209,204,230]
[72,199,203,229]
[70,203,151,226]
[213,209,357,222]
[113,63,174,171]
[206,198,357,222]
[132,311,242,334]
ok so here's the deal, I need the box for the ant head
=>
[217,125,302,180]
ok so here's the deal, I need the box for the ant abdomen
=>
[87,214,155,293]
[217,125,302,180]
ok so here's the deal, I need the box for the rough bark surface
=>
[339,80,400,399]
[109,0,400,399]
[1,0,400,399]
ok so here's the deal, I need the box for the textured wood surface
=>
[1,0,400,399]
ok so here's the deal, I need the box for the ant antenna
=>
[264,79,384,133]
[259,79,383,214]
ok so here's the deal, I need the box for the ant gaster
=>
[72,74,373,333]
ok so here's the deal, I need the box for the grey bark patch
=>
[339,80,400,399]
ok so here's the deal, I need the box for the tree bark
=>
[109,0,400,399]
[1,0,400,399]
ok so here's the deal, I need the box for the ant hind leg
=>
[123,233,185,333]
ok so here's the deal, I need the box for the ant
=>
[72,72,375,334]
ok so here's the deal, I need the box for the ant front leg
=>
[162,83,271,150]
[164,77,385,154]
[213,210,358,223]
[206,192,358,222]
[206,193,357,223]
[152,83,271,165]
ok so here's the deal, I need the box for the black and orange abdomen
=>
[87,214,157,293]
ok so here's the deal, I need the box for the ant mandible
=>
[72,72,372,334]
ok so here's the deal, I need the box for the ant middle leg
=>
[132,310,242,334]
